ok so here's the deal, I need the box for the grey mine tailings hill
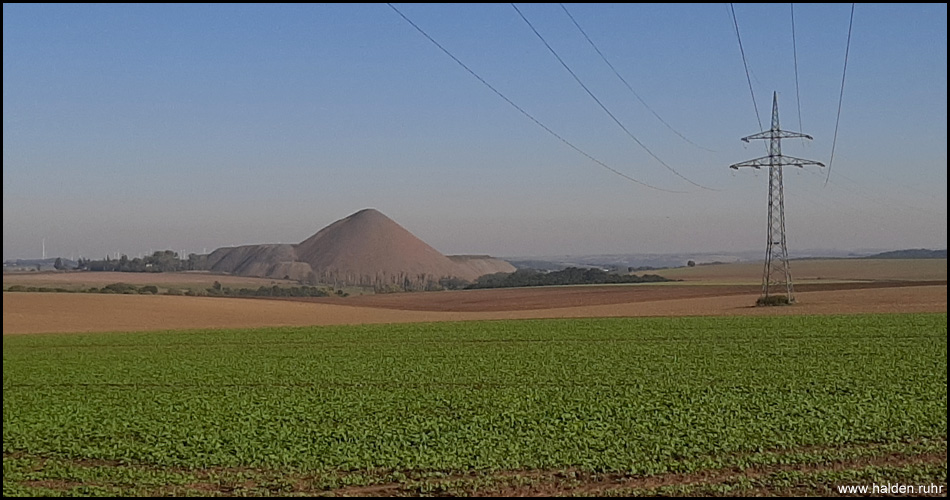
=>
[206,208,514,290]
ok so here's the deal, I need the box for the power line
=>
[807,168,943,222]
[559,3,715,153]
[386,3,686,193]
[825,3,855,187]
[729,4,762,131]
[784,181,941,235]
[790,3,805,147]
[790,169,946,238]
[511,3,716,191]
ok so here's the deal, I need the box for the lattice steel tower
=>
[730,92,824,303]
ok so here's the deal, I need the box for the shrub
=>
[102,283,139,294]
[756,295,791,307]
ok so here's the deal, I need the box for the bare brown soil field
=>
[655,258,947,284]
[4,283,945,335]
[293,280,946,312]
[2,271,296,289]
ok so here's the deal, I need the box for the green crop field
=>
[3,314,947,496]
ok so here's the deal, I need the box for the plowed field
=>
[4,281,945,335]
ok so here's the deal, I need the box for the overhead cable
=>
[512,3,716,191]
[387,3,687,193]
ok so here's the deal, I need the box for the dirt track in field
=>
[3,281,945,335]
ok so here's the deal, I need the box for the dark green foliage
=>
[438,277,470,290]
[185,253,209,271]
[206,284,331,298]
[468,267,672,289]
[11,281,331,298]
[756,295,791,306]
[94,283,165,295]
[101,283,139,294]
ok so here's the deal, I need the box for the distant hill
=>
[862,249,947,259]
[206,209,515,290]
[447,255,518,279]
[206,244,312,281]
[297,208,510,288]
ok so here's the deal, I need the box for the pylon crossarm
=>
[741,130,814,142]
[779,155,825,168]
[730,155,825,170]
[730,156,771,169]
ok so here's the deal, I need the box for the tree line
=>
[6,281,333,298]
[76,251,208,273]
[466,267,672,289]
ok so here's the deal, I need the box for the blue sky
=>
[3,3,946,260]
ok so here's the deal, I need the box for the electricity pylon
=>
[730,92,824,303]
